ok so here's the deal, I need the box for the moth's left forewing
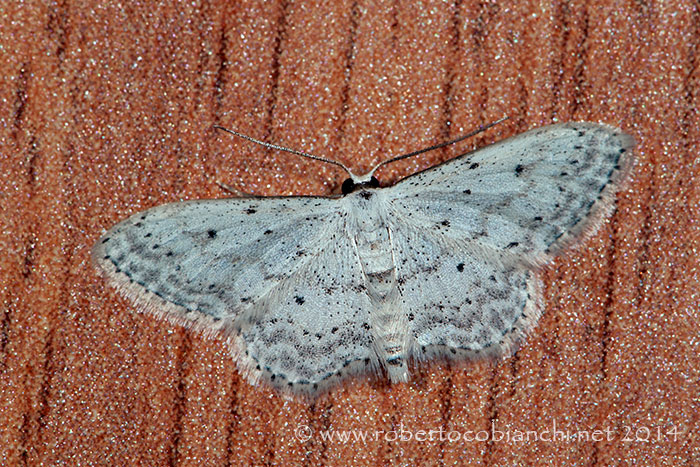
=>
[384,122,635,265]
[92,196,347,333]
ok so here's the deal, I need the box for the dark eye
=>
[341,178,355,195]
[368,176,380,188]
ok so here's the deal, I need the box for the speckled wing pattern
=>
[93,122,633,397]
[385,122,633,366]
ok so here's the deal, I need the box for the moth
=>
[93,121,633,396]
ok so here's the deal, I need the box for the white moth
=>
[93,121,634,397]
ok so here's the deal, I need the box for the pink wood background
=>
[1,1,698,465]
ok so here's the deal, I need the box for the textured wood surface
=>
[1,1,698,465]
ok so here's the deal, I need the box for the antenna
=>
[214,117,508,183]
[213,126,355,177]
[364,116,509,178]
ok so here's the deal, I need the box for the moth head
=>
[341,176,380,195]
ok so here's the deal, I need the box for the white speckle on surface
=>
[93,122,634,397]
